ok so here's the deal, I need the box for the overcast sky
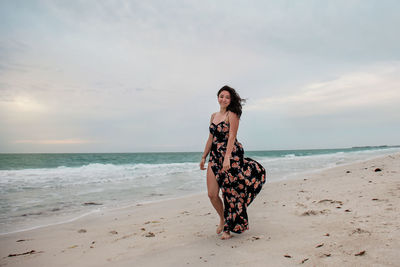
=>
[1,0,399,153]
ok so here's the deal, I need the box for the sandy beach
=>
[1,153,399,267]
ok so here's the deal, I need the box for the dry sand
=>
[1,153,399,267]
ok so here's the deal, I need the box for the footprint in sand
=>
[145,232,155,237]
[318,199,343,205]
[300,209,329,216]
[349,228,371,236]
[296,202,307,208]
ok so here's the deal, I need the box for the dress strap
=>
[225,111,229,123]
[210,113,216,125]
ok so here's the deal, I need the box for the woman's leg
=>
[207,165,225,234]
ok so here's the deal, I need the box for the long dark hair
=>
[217,85,246,118]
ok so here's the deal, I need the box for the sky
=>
[0,0,399,153]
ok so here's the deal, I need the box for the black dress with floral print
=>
[209,113,266,234]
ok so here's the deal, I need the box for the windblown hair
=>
[217,85,246,118]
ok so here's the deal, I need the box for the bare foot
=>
[216,220,224,234]
[221,232,231,240]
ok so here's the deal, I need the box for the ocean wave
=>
[254,147,400,162]
[0,162,201,187]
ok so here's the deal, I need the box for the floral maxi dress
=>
[208,112,266,234]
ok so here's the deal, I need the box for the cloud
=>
[246,61,400,118]
[0,95,48,112]
[1,1,400,152]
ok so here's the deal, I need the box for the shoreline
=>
[275,150,400,181]
[1,152,399,266]
[2,150,399,237]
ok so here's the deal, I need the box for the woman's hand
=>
[199,158,206,170]
[222,157,231,172]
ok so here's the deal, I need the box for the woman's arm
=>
[201,132,213,159]
[200,113,215,170]
[223,112,239,170]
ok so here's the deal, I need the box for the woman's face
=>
[218,90,231,108]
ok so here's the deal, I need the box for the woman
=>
[200,85,266,240]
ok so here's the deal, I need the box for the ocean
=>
[1,146,399,235]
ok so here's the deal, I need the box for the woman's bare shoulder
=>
[209,112,216,123]
[228,111,239,120]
